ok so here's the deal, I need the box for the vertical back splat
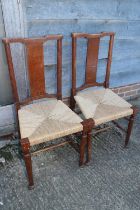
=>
[85,38,100,85]
[26,41,46,98]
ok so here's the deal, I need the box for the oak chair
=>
[70,32,138,161]
[3,35,93,189]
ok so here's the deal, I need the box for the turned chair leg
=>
[79,131,87,166]
[125,107,138,147]
[20,138,34,189]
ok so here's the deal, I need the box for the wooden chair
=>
[3,35,93,189]
[70,32,138,161]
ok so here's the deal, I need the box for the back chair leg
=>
[79,131,87,166]
[20,138,34,189]
[86,131,92,164]
[70,94,76,110]
[125,107,138,147]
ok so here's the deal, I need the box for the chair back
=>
[3,35,63,109]
[71,32,115,94]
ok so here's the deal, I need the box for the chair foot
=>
[28,185,34,190]
[79,162,85,167]
[124,144,129,149]
[124,107,138,147]
[20,138,34,189]
[84,160,91,166]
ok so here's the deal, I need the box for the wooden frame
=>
[70,32,138,156]
[3,35,94,189]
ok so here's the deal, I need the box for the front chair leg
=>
[80,119,94,166]
[20,138,34,189]
[125,107,138,147]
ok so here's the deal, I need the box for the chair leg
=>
[20,138,34,189]
[79,131,87,166]
[125,107,138,147]
[70,92,76,110]
[80,119,94,166]
[86,131,92,163]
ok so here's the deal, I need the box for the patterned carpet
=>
[0,98,140,210]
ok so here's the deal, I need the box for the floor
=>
[0,98,140,210]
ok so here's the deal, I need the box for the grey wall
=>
[1,0,140,104]
[24,0,140,97]
[0,2,12,105]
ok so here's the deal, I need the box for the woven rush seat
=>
[18,99,83,146]
[74,88,133,126]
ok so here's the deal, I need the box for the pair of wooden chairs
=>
[3,32,137,189]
